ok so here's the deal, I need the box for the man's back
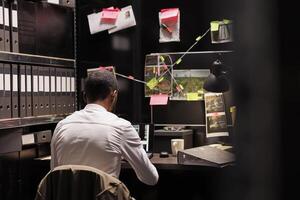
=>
[51,104,158,185]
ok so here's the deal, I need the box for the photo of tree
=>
[171,69,210,101]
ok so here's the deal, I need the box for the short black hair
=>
[84,70,118,102]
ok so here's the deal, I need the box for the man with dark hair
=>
[51,70,159,185]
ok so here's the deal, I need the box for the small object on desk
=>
[159,151,169,158]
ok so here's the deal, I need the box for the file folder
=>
[19,64,26,117]
[0,63,4,119]
[10,0,19,53]
[61,68,67,114]
[3,63,11,118]
[11,64,19,118]
[0,1,5,51]
[66,69,71,113]
[50,67,56,115]
[55,68,62,114]
[43,67,50,115]
[38,66,45,115]
[32,65,39,116]
[25,65,32,117]
[3,0,10,51]
[70,69,75,113]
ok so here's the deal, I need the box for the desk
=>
[32,153,234,200]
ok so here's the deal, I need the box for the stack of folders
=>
[0,0,19,52]
[0,63,76,120]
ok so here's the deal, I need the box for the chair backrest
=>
[35,165,133,200]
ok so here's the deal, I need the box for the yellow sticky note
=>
[196,36,202,41]
[223,19,231,24]
[230,106,236,113]
[158,77,164,82]
[210,21,219,31]
[187,93,199,101]
[175,58,182,65]
[146,78,158,90]
[160,56,165,62]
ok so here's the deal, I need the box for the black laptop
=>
[133,124,154,159]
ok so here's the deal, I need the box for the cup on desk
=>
[171,139,184,156]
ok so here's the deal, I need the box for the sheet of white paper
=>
[71,77,75,92]
[108,5,136,34]
[51,76,55,92]
[21,75,26,92]
[4,74,10,91]
[4,8,9,26]
[27,75,31,92]
[56,77,61,92]
[39,76,44,91]
[62,77,66,92]
[47,0,59,4]
[12,10,18,28]
[87,11,116,34]
[13,75,18,92]
[22,134,35,145]
[44,76,50,92]
[0,74,3,90]
[33,75,38,92]
[0,7,3,25]
[67,77,70,92]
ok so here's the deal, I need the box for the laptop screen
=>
[132,124,153,152]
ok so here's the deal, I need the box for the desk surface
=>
[36,153,233,171]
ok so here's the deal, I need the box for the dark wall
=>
[76,0,235,123]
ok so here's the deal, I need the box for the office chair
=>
[35,165,134,200]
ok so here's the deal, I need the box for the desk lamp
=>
[203,59,229,93]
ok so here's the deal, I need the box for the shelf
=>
[0,115,68,130]
[0,51,75,68]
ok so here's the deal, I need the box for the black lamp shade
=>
[203,73,229,93]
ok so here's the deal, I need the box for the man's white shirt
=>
[51,104,158,185]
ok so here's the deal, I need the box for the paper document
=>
[108,5,136,34]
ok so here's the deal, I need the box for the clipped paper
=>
[87,11,116,34]
[150,94,168,105]
[159,8,180,43]
[108,5,136,34]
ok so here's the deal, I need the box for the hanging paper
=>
[108,5,136,34]
[159,8,180,43]
[87,10,116,34]
[210,19,233,43]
